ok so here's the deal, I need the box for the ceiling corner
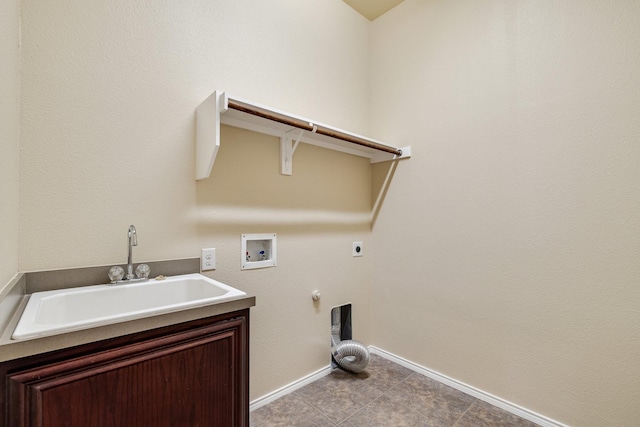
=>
[343,0,405,21]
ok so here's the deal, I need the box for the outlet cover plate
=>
[353,242,363,257]
[201,248,216,271]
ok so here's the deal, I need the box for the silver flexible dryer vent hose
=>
[331,308,370,373]
[332,340,370,373]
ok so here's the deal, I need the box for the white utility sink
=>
[12,273,247,341]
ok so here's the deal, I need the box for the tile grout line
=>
[252,354,540,427]
[307,361,410,426]
[294,390,340,426]
[294,372,365,426]
[336,392,386,426]
[451,398,479,427]
[335,367,424,425]
[369,347,564,427]
[391,370,478,426]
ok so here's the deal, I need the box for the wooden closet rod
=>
[227,98,403,156]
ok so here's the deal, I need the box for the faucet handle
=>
[135,264,150,279]
[108,266,125,282]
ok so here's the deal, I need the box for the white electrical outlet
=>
[353,242,363,257]
[201,248,216,271]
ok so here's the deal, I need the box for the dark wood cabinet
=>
[1,309,249,427]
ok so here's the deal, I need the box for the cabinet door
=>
[7,317,247,427]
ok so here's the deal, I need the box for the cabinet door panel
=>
[8,317,246,427]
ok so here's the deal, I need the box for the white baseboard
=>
[368,346,568,427]
[249,347,568,427]
[249,365,332,412]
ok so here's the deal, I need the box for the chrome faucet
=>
[126,225,138,279]
[107,225,150,284]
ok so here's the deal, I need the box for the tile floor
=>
[250,354,539,426]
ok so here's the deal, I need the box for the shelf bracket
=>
[195,90,225,180]
[280,128,305,176]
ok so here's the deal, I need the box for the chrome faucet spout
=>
[127,225,137,279]
[108,225,149,284]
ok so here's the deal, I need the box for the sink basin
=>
[12,273,247,340]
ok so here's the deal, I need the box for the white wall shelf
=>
[195,90,411,180]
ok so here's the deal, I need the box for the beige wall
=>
[198,126,373,399]
[370,1,640,426]
[13,0,640,422]
[0,0,20,287]
[18,0,372,400]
